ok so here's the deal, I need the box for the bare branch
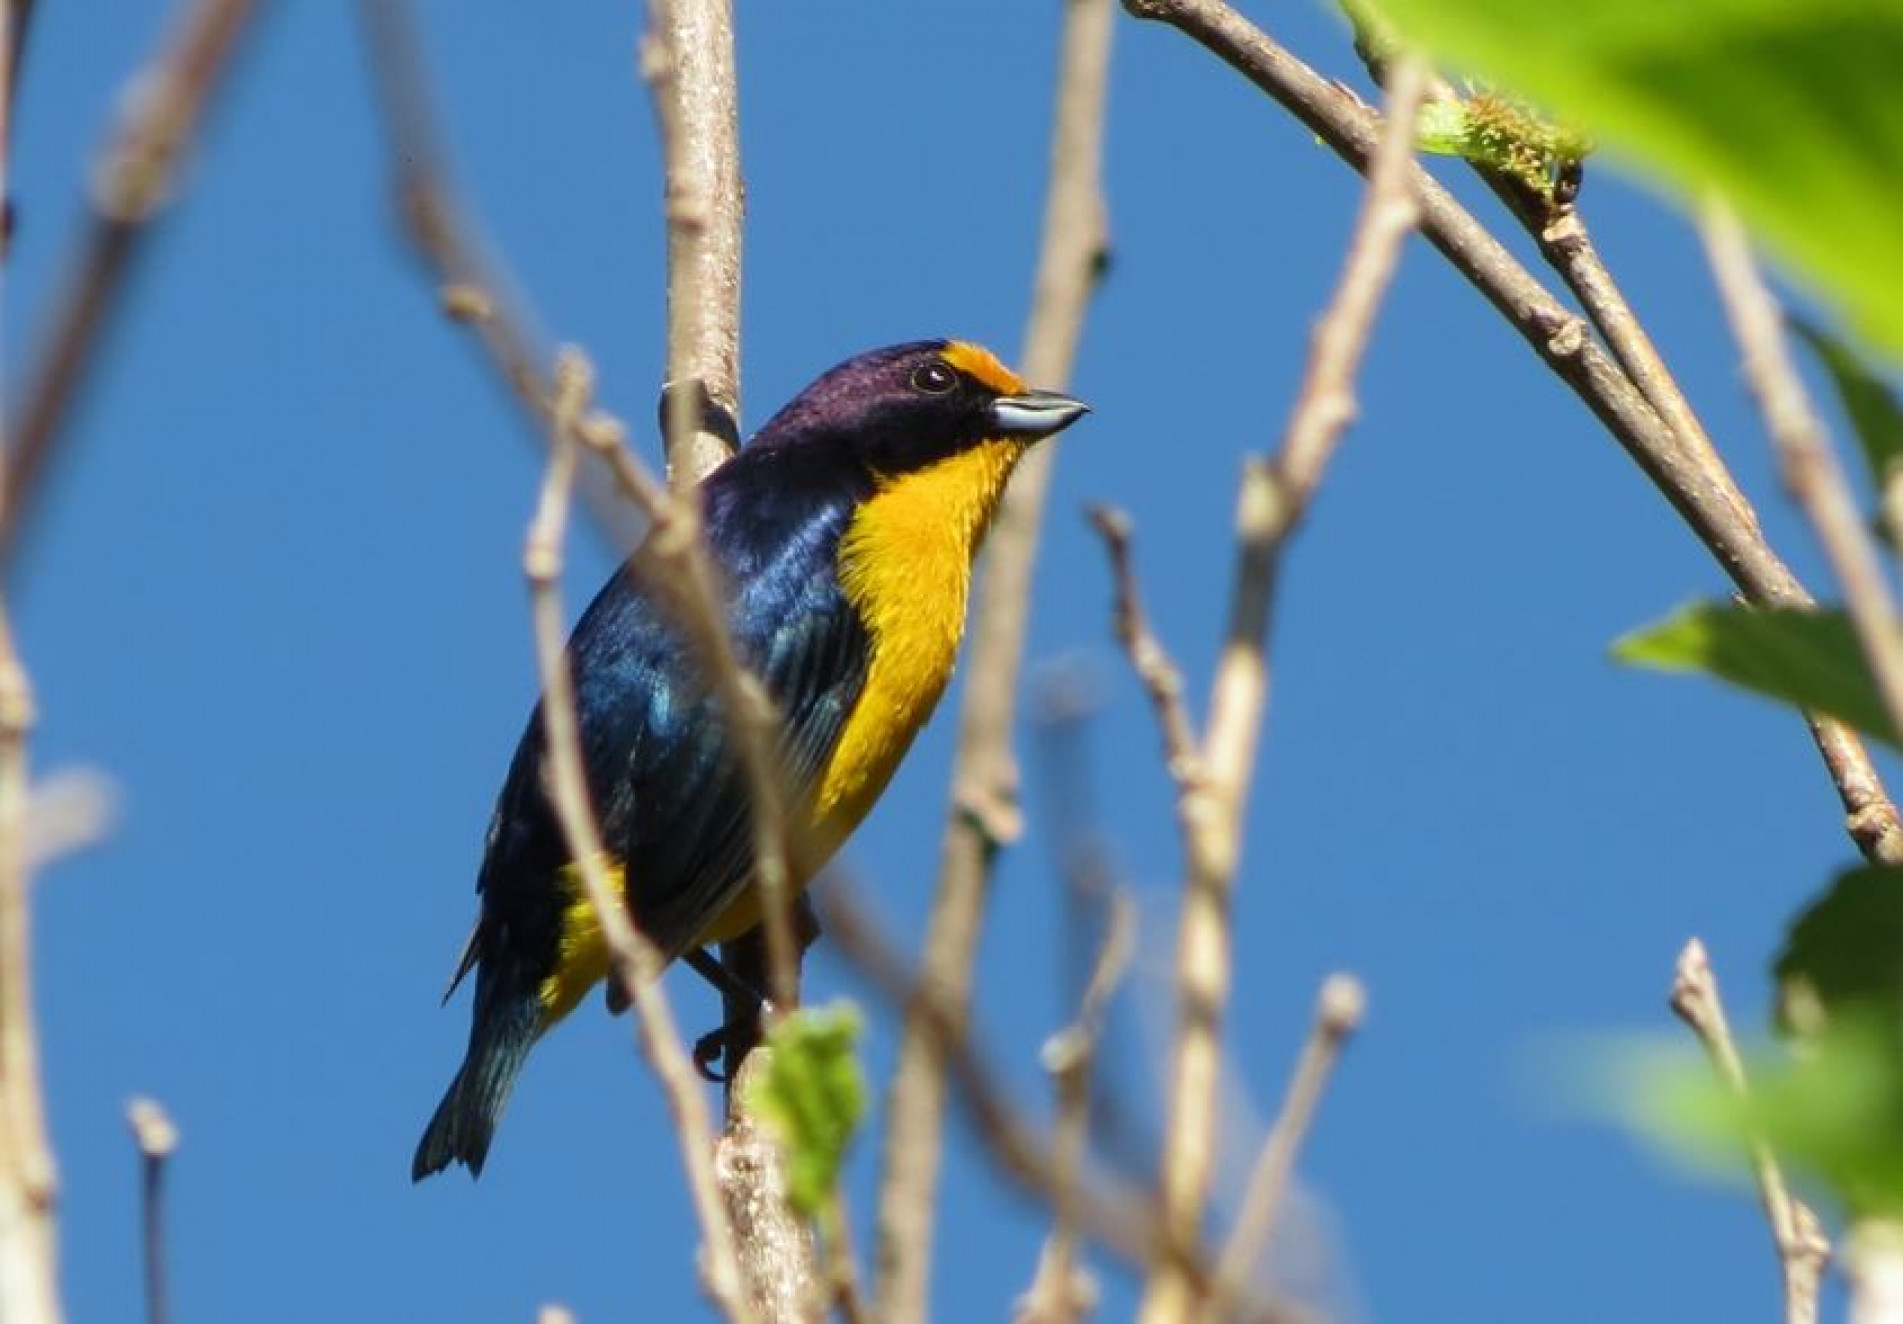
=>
[1119,0,1903,867]
[1087,506,1199,785]
[1670,940,1828,1324]
[355,0,647,551]
[1139,56,1425,1324]
[717,1050,822,1323]
[1210,975,1365,1319]
[524,350,754,1323]
[362,0,804,1022]
[0,2,59,1313]
[641,0,743,486]
[125,1098,178,1324]
[4,0,260,568]
[1702,204,1903,743]
[1017,886,1137,1324]
[873,3,1115,1316]
[1536,210,1744,512]
[824,880,1303,1323]
[0,606,57,1324]
[639,0,806,1035]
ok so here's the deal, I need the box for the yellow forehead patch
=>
[941,341,1027,396]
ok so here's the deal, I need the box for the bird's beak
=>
[990,388,1090,439]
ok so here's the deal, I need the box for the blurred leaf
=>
[1615,604,1897,746]
[747,1003,866,1218]
[1623,1016,1903,1217]
[1620,868,1903,1217]
[1793,319,1903,498]
[1777,866,1903,1037]
[1374,0,1903,357]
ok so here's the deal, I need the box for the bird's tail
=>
[412,987,541,1181]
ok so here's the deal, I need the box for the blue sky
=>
[12,2,1871,1320]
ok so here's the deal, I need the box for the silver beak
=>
[990,388,1090,439]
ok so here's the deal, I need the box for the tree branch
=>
[1016,883,1136,1324]
[523,351,755,1322]
[1701,203,1903,743]
[1670,940,1828,1324]
[823,880,1302,1323]
[642,0,743,487]
[1210,974,1364,1319]
[0,606,56,1324]
[125,1098,178,1324]
[1087,505,1199,783]
[3,0,260,570]
[872,3,1115,1318]
[1120,0,1903,867]
[1137,55,1425,1324]
[0,1,58,1312]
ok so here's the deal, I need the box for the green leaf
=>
[1793,319,1903,498]
[746,1003,866,1218]
[1776,866,1903,1038]
[1614,603,1898,746]
[1623,1018,1903,1218]
[1372,0,1903,358]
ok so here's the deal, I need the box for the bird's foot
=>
[691,998,779,1082]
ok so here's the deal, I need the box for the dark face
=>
[751,340,1087,477]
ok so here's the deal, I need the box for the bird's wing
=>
[463,516,868,981]
[594,543,869,956]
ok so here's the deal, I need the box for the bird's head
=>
[751,340,1088,476]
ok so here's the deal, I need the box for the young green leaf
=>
[1614,604,1898,747]
[1373,0,1903,358]
[1412,92,1588,202]
[746,1003,867,1218]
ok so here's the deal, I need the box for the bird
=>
[413,339,1088,1179]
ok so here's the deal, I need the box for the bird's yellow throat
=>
[819,435,1025,829]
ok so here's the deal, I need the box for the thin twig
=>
[1017,886,1137,1324]
[872,3,1114,1317]
[638,2,823,1310]
[0,606,56,1324]
[0,0,59,1313]
[641,0,743,488]
[1344,43,1749,534]
[364,12,816,1306]
[1536,210,1745,518]
[1139,56,1425,1324]
[125,1098,178,1324]
[1119,0,1903,867]
[822,881,1302,1324]
[1208,975,1364,1321]
[1087,506,1199,784]
[823,1196,873,1324]
[4,0,260,569]
[524,350,753,1323]
[1702,203,1903,742]
[716,1046,821,1324]
[355,0,646,551]
[640,0,800,1034]
[1670,939,1828,1324]
[362,0,806,1023]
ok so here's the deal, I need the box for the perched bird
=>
[413,340,1088,1179]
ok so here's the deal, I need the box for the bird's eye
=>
[911,361,958,395]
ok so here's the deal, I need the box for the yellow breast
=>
[813,437,1025,836]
